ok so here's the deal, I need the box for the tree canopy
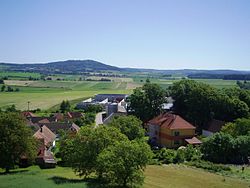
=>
[170,80,249,131]
[127,82,166,122]
[97,140,153,187]
[108,115,145,140]
[60,100,71,113]
[0,112,37,172]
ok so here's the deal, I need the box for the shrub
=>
[187,160,231,172]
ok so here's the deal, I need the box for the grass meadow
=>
[0,165,249,188]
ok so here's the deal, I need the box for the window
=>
[174,140,180,145]
[174,131,180,136]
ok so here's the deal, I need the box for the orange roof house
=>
[148,113,201,148]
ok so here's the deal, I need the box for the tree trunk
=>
[5,168,10,173]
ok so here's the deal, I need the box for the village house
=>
[147,113,201,148]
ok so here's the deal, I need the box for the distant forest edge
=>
[0,60,250,78]
[188,73,250,80]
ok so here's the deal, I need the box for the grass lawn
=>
[0,165,249,188]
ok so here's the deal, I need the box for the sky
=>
[0,0,250,70]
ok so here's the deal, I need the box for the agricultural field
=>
[0,80,136,110]
[0,165,249,188]
[0,75,238,111]
[0,71,41,79]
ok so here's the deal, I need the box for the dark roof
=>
[29,117,56,124]
[203,119,226,133]
[148,113,196,130]
[38,122,80,134]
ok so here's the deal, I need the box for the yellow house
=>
[148,113,201,148]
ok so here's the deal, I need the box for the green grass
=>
[0,71,41,79]
[144,165,250,188]
[0,165,249,188]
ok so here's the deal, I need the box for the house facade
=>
[148,113,200,148]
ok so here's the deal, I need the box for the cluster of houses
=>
[21,111,82,168]
[20,93,227,168]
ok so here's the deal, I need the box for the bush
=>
[154,148,176,164]
[187,160,231,172]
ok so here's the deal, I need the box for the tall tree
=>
[108,115,145,140]
[60,126,128,177]
[0,112,37,172]
[96,140,153,187]
[60,100,71,113]
[127,83,166,122]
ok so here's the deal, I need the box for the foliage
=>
[60,126,128,177]
[187,160,231,172]
[127,82,166,122]
[60,100,71,113]
[1,84,5,92]
[5,104,19,112]
[154,145,202,164]
[96,140,153,187]
[84,104,103,113]
[201,132,250,164]
[0,78,4,84]
[74,112,96,126]
[0,112,37,172]
[108,115,145,140]
[221,118,250,137]
[154,148,177,164]
[170,80,249,131]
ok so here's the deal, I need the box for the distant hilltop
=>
[0,59,250,76]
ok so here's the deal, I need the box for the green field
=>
[0,71,41,79]
[0,77,238,111]
[0,80,135,110]
[0,165,249,188]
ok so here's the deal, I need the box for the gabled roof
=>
[34,125,56,147]
[53,113,64,121]
[66,112,83,119]
[21,111,37,118]
[203,119,226,133]
[185,137,202,145]
[148,113,195,130]
[38,122,80,134]
[29,117,56,124]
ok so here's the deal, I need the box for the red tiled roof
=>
[66,112,83,119]
[34,125,56,147]
[185,137,202,145]
[148,113,195,130]
[21,111,37,118]
[38,119,50,124]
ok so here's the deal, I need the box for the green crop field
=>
[0,71,41,79]
[0,80,135,110]
[0,77,238,111]
[0,165,249,188]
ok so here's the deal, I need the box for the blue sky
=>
[0,0,250,70]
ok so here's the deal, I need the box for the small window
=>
[174,140,180,145]
[174,131,180,136]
